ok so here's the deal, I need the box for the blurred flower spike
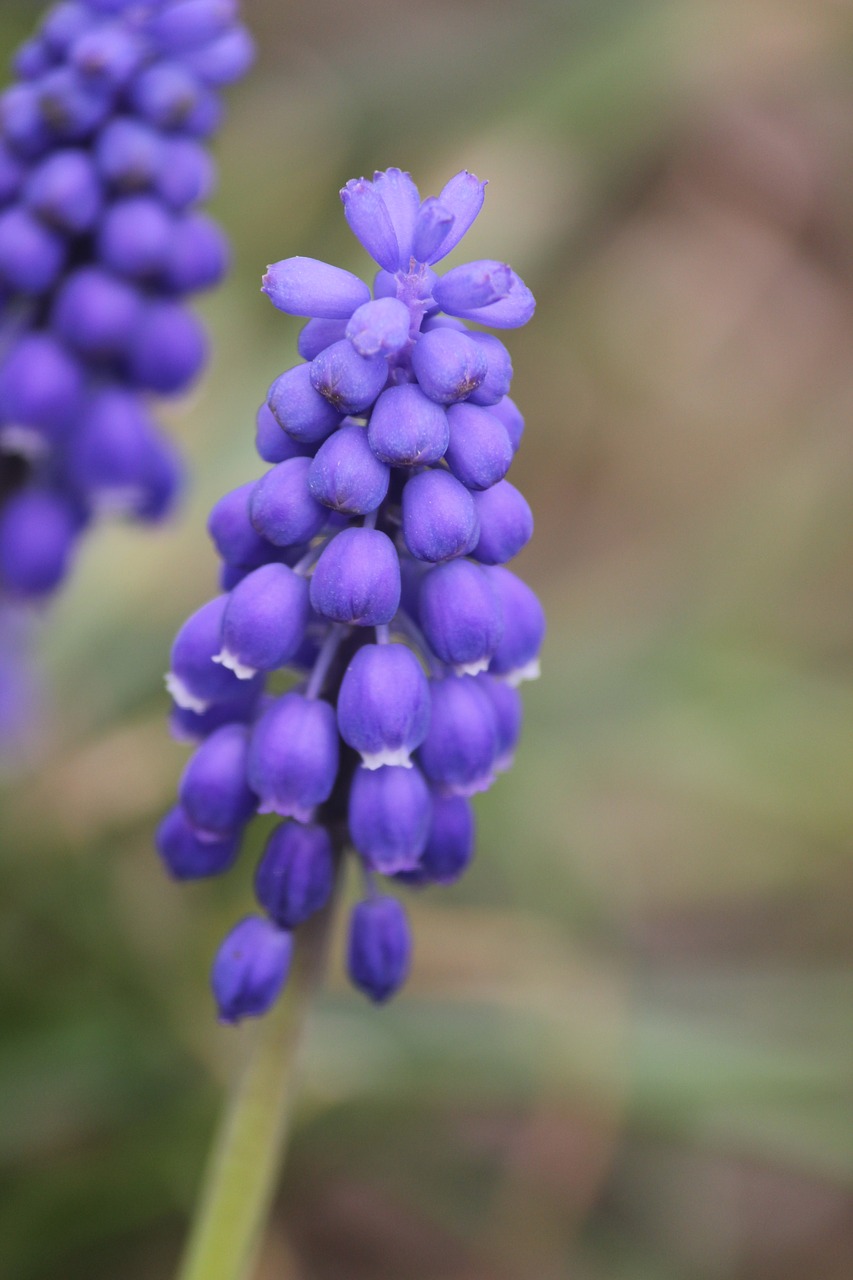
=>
[159,167,545,1018]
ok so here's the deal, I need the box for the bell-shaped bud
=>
[211,915,292,1023]
[52,266,142,358]
[69,21,143,87]
[208,480,273,567]
[436,263,535,329]
[489,395,524,453]
[444,403,513,491]
[0,488,81,597]
[23,148,102,233]
[97,195,173,279]
[297,317,348,361]
[477,673,522,771]
[418,558,503,674]
[467,332,513,407]
[349,763,432,873]
[346,297,410,357]
[147,0,237,53]
[470,480,533,565]
[262,256,370,319]
[309,339,388,415]
[401,469,479,563]
[127,300,207,393]
[347,896,412,1003]
[254,820,334,929]
[486,567,545,683]
[178,722,256,839]
[340,176,401,272]
[65,388,168,514]
[425,170,486,264]
[0,83,48,160]
[0,207,66,294]
[0,332,83,437]
[156,804,241,879]
[412,196,454,265]
[310,527,400,626]
[128,59,206,131]
[308,423,389,515]
[166,595,264,712]
[155,135,215,208]
[367,383,449,466]
[169,681,263,743]
[249,457,327,548]
[411,327,487,406]
[267,363,341,444]
[254,401,310,464]
[398,793,475,886]
[215,562,309,678]
[163,211,230,292]
[417,675,498,796]
[247,692,339,820]
[183,27,255,86]
[95,116,164,190]
[337,642,430,768]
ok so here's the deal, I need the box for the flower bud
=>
[297,317,349,361]
[340,176,401,272]
[247,692,339,820]
[367,383,449,466]
[254,820,334,929]
[211,915,292,1023]
[308,423,389,514]
[436,263,535,329]
[417,674,498,796]
[467,332,513,407]
[262,256,370,319]
[346,296,410,357]
[94,116,164,189]
[399,793,474,885]
[156,805,241,879]
[166,595,264,712]
[23,148,102,233]
[412,196,454,264]
[169,682,262,743]
[444,403,513,491]
[0,333,83,436]
[249,457,327,548]
[255,401,310,464]
[267,363,341,444]
[0,488,80,597]
[418,558,503,673]
[477,673,522,771]
[208,480,272,567]
[470,480,533,565]
[51,266,142,358]
[0,207,65,294]
[155,135,215,208]
[147,0,238,54]
[178,722,256,839]
[349,763,432,873]
[310,527,400,627]
[163,211,229,293]
[401,469,479,563]
[425,170,486,264]
[70,22,143,87]
[97,196,173,279]
[309,339,388,415]
[215,562,309,678]
[347,896,412,1003]
[410,328,487,405]
[127,300,207,393]
[337,642,430,768]
[183,27,255,86]
[489,395,524,453]
[65,388,165,513]
[486,566,545,683]
[128,60,204,130]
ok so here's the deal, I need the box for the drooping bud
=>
[211,915,292,1023]
[249,457,327,548]
[166,595,264,712]
[470,480,534,565]
[247,692,339,820]
[337,642,430,768]
[347,895,412,1003]
[367,383,449,466]
[177,722,256,839]
[215,562,310,678]
[308,423,390,514]
[309,339,388,415]
[262,255,370,318]
[486,567,545,683]
[309,527,400,627]
[410,327,487,405]
[418,558,503,674]
[156,804,242,879]
[267,362,341,444]
[399,793,475,886]
[444,402,514,491]
[349,763,432,873]
[254,820,334,929]
[345,296,410,357]
[417,674,498,796]
[401,469,479,563]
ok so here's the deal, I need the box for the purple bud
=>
[477,673,522,771]
[486,567,545,683]
[70,23,143,87]
[212,915,292,1023]
[399,793,474,886]
[51,266,141,358]
[37,66,109,140]
[262,256,370,319]
[401,469,479,563]
[247,692,339,820]
[23,148,101,233]
[0,142,24,203]
[437,264,535,329]
[348,763,432,873]
[470,481,533,565]
[309,340,388,415]
[345,297,410,357]
[0,84,48,160]
[13,39,51,82]
[169,681,262,743]
[41,3,92,54]
[98,196,173,279]
[128,60,203,129]
[372,168,421,264]
[444,403,513,491]
[347,896,411,1003]
[147,0,238,54]
[134,430,185,522]
[417,675,498,796]
[254,820,334,928]
[488,395,524,453]
[426,170,487,264]
[337,642,430,768]
[267,363,341,444]
[167,595,264,712]
[208,480,274,566]
[419,558,503,673]
[297,317,348,361]
[308,423,389,514]
[0,208,65,294]
[155,136,215,209]
[127,300,207,393]
[65,388,165,513]
[367,383,449,466]
[255,400,311,463]
[412,196,454,264]
[0,488,80,597]
[410,328,487,405]
[215,562,310,678]
[178,722,256,839]
[182,27,255,86]
[95,116,164,191]
[340,177,400,272]
[466,332,513,407]
[156,805,241,879]
[163,212,229,292]
[0,333,83,434]
[309,527,400,626]
[249,457,328,547]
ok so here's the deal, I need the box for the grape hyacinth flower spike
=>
[0,0,254,617]
[160,166,543,1024]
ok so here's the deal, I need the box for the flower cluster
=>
[0,0,253,605]
[158,168,545,1019]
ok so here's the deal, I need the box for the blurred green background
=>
[2,0,853,1276]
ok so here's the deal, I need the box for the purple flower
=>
[211,915,292,1023]
[347,896,412,1003]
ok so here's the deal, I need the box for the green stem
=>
[176,899,335,1280]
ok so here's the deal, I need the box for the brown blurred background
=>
[2,1,853,1277]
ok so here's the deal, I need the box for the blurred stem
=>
[176,896,336,1280]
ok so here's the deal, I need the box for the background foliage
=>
[2,1,852,1276]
